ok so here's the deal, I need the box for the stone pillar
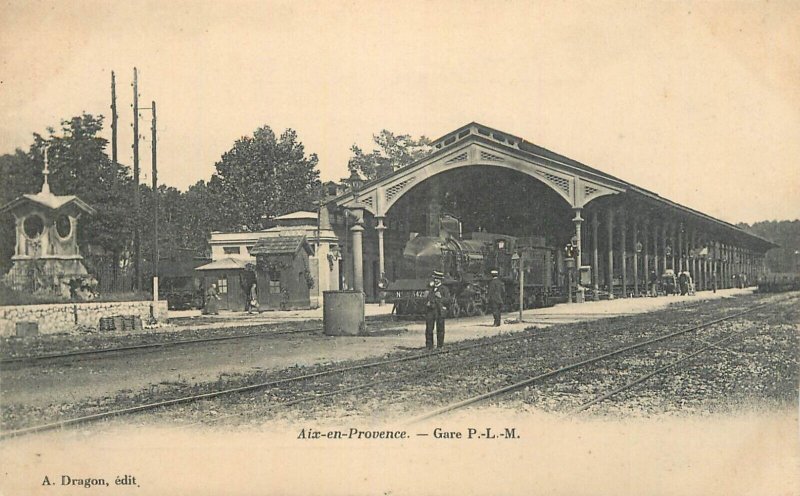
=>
[376,216,386,305]
[592,211,599,301]
[632,217,639,297]
[351,224,365,292]
[606,208,614,298]
[677,223,684,272]
[620,210,627,297]
[573,208,584,303]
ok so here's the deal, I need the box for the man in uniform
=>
[424,270,450,349]
[487,269,505,326]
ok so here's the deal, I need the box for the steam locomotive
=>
[385,218,559,317]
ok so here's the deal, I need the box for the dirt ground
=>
[0,288,753,409]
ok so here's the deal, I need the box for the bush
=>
[0,281,152,306]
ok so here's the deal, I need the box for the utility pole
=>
[132,67,141,292]
[151,100,158,299]
[111,71,118,166]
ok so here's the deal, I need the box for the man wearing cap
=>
[424,270,450,349]
[487,270,505,326]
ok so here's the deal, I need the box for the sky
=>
[1,0,798,224]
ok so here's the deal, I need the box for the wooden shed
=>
[194,257,255,311]
[250,235,314,310]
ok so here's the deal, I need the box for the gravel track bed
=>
[0,313,406,361]
[116,293,791,428]
[576,304,799,417]
[4,293,792,432]
[495,313,774,414]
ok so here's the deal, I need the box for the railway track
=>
[566,326,756,415]
[406,300,781,424]
[1,296,785,437]
[0,329,544,438]
[185,298,783,427]
[0,326,321,367]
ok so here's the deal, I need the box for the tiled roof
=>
[274,211,318,220]
[194,257,251,271]
[250,235,310,255]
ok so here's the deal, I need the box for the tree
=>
[0,150,41,272]
[737,220,800,273]
[33,114,134,260]
[347,130,433,180]
[208,126,321,231]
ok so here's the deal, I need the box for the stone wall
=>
[0,300,169,337]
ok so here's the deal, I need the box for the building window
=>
[223,246,241,255]
[217,276,228,294]
[23,215,44,240]
[269,269,281,294]
[55,215,72,239]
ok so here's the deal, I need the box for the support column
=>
[592,211,599,301]
[670,223,676,271]
[376,216,386,305]
[722,243,729,288]
[620,209,627,297]
[632,217,639,297]
[712,245,718,291]
[660,222,667,274]
[606,208,614,299]
[351,224,365,293]
[690,229,697,288]
[677,223,684,272]
[573,208,584,303]
[643,221,651,293]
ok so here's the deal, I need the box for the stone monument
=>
[0,148,96,295]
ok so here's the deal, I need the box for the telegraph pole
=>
[132,67,141,291]
[151,100,158,299]
[111,71,118,166]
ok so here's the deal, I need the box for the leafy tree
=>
[347,130,432,180]
[33,114,134,260]
[0,150,41,272]
[737,220,800,273]
[208,126,321,231]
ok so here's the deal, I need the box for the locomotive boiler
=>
[386,224,558,317]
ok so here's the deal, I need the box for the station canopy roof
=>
[330,122,778,251]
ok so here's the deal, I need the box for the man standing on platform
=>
[424,270,449,349]
[487,269,505,326]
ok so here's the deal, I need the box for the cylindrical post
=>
[632,217,639,297]
[660,222,667,275]
[351,224,364,292]
[132,67,141,291]
[151,100,158,298]
[620,210,627,296]
[573,208,584,303]
[376,217,386,305]
[592,211,599,301]
[606,208,614,299]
